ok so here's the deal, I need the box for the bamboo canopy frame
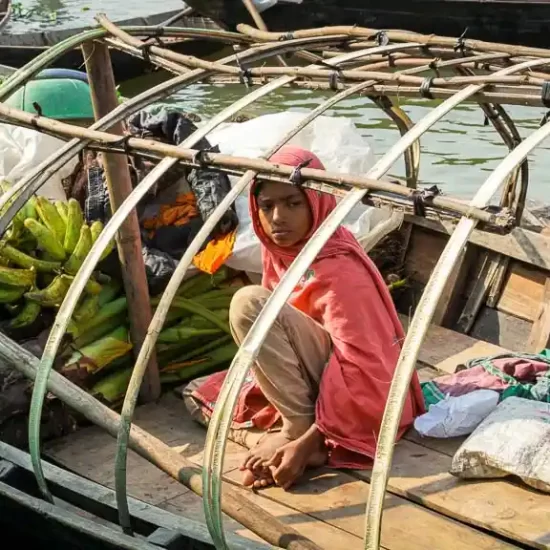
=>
[1,15,550,550]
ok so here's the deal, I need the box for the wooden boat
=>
[1,20,550,550]
[0,441,268,550]
[0,9,223,82]
[0,0,10,31]
[184,0,550,49]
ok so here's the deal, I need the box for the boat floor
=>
[45,321,550,550]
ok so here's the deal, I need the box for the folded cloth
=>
[142,192,200,237]
[421,352,550,407]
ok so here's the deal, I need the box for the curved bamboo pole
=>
[111,42,423,537]
[0,26,251,101]
[0,34,343,236]
[372,96,419,188]
[364,110,550,550]
[201,57,550,550]
[0,102,499,225]
[197,79,544,106]
[237,23,550,59]
[456,69,525,212]
[21,34,347,502]
[98,18,421,189]
[81,22,546,89]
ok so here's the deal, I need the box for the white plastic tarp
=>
[206,111,390,274]
[0,123,71,201]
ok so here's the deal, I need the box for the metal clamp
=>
[420,77,435,99]
[289,158,313,186]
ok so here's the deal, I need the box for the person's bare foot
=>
[267,425,328,490]
[241,467,275,489]
[240,431,293,487]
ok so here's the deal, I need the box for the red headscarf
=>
[192,146,425,469]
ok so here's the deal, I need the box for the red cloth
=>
[192,146,425,469]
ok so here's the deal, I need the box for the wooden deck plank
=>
[160,488,365,550]
[224,468,517,550]
[368,319,550,549]
[46,393,516,550]
[46,429,189,506]
[399,313,507,373]
[404,429,465,457]
[0,442,267,550]
[46,394,363,548]
[45,393,245,505]
[354,439,550,550]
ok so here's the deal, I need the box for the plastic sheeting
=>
[206,112,390,274]
[0,123,72,201]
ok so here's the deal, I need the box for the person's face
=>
[256,182,312,248]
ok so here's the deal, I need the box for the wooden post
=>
[82,40,161,402]
[241,0,288,67]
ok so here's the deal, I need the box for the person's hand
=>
[266,439,308,490]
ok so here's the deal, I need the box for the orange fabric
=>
[142,192,199,237]
[142,191,236,275]
[193,229,237,275]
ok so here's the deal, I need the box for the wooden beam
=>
[455,252,502,333]
[432,244,468,326]
[405,214,550,272]
[82,40,161,403]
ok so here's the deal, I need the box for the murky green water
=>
[4,0,184,33]
[7,2,550,205]
[122,77,550,205]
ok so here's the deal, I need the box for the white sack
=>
[414,390,499,438]
[451,396,550,493]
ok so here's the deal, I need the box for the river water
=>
[123,79,550,205]
[4,0,184,32]
[7,1,550,205]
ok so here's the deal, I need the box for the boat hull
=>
[0,12,223,82]
[184,0,550,48]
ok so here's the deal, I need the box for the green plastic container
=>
[5,77,94,121]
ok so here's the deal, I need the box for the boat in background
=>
[183,0,550,49]
[0,0,11,30]
[0,9,223,81]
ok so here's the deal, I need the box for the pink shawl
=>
[191,146,425,469]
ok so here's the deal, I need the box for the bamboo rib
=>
[236,23,550,58]
[79,21,550,89]
[0,103,502,225]
[198,79,544,106]
[363,116,550,550]
[240,0,288,66]
[201,57,550,550]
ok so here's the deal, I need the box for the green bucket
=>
[5,77,94,121]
